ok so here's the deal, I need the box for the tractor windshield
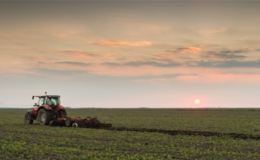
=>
[46,98,60,106]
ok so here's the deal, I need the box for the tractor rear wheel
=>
[24,112,33,124]
[37,109,51,125]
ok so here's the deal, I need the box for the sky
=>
[0,1,260,108]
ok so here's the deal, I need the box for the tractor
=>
[24,92,112,128]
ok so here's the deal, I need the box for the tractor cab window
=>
[38,98,45,106]
[46,98,60,106]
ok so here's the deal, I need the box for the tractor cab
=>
[46,97,60,109]
[34,95,61,110]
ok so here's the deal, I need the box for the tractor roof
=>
[32,95,60,100]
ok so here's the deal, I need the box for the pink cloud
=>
[92,40,152,46]
[62,50,116,57]
[168,47,202,54]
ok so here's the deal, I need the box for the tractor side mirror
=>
[32,96,34,100]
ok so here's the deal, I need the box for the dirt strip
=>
[99,127,260,140]
[50,122,260,140]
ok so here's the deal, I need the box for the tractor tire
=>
[59,110,67,118]
[65,117,73,127]
[37,109,51,125]
[24,112,33,124]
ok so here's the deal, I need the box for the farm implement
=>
[24,92,112,128]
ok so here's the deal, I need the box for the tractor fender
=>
[26,110,36,120]
[32,106,38,116]
[57,105,65,111]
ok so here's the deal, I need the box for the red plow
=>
[56,115,112,128]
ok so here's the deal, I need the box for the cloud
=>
[118,20,170,33]
[202,48,248,59]
[199,28,227,36]
[195,60,260,68]
[175,73,260,85]
[35,68,87,76]
[103,61,182,68]
[62,50,116,57]
[202,53,246,59]
[92,40,152,46]
[36,61,92,67]
[102,62,120,66]
[219,48,249,54]
[31,57,44,61]
[55,61,91,66]
[167,47,202,54]
[197,44,206,47]
[133,73,200,82]
[124,61,182,67]
[156,54,179,59]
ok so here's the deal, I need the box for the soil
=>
[100,127,260,140]
[47,123,260,140]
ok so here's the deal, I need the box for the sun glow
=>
[195,99,200,104]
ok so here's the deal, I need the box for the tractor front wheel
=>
[24,112,33,124]
[37,109,51,125]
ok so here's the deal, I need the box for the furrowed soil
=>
[105,127,260,140]
[1,108,260,159]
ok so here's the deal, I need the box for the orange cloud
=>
[92,40,152,46]
[63,50,116,57]
[168,47,202,54]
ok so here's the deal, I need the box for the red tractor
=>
[24,93,112,128]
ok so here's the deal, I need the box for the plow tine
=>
[63,117,112,128]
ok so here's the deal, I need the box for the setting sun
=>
[195,99,200,104]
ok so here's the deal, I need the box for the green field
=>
[1,109,260,159]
